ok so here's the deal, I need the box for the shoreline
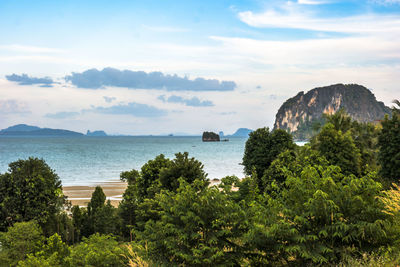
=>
[63,180,127,207]
[63,179,223,207]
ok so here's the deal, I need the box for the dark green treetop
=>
[378,100,400,183]
[139,178,247,266]
[242,127,294,191]
[0,158,64,231]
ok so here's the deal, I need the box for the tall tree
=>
[159,152,208,191]
[378,100,400,183]
[139,179,247,266]
[242,128,294,191]
[84,186,118,236]
[0,221,44,266]
[0,158,64,232]
[312,123,361,176]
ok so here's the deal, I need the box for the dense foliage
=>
[378,102,400,184]
[242,127,294,190]
[0,158,65,233]
[1,109,400,265]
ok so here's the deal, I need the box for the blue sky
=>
[0,0,399,134]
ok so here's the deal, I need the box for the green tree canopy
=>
[159,152,208,191]
[246,164,397,265]
[83,187,118,237]
[65,234,127,267]
[0,221,44,266]
[242,127,294,190]
[87,186,106,216]
[139,178,247,266]
[378,105,400,183]
[18,233,70,267]
[312,123,361,176]
[0,158,64,232]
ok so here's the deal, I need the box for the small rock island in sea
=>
[202,131,220,142]
[86,130,107,136]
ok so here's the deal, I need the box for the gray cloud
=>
[0,100,30,114]
[85,102,167,117]
[45,111,80,119]
[103,96,116,103]
[6,73,54,87]
[158,95,214,107]
[65,68,236,91]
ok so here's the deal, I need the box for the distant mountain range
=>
[0,124,252,137]
[0,124,108,137]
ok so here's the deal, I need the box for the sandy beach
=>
[63,180,127,207]
[63,179,223,207]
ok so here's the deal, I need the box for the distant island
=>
[0,124,84,136]
[202,131,220,142]
[86,130,107,137]
[0,124,110,137]
[0,124,252,138]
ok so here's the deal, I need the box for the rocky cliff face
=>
[273,84,390,136]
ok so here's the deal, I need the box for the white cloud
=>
[372,0,400,5]
[0,99,30,114]
[238,8,400,34]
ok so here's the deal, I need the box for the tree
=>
[0,221,44,266]
[378,103,400,183]
[65,234,127,267]
[84,186,118,236]
[0,158,64,232]
[159,152,208,191]
[262,145,329,190]
[242,127,294,191]
[71,205,85,243]
[120,154,170,201]
[87,186,106,216]
[118,184,138,240]
[18,233,70,267]
[120,153,209,235]
[139,179,247,266]
[324,110,380,174]
[312,123,361,176]
[245,164,397,265]
[324,108,353,133]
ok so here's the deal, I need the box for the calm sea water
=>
[0,136,247,186]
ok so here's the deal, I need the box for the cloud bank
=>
[65,68,236,91]
[84,102,167,117]
[238,6,400,34]
[45,102,167,120]
[103,96,116,103]
[158,95,214,107]
[6,73,54,87]
[45,111,80,119]
[0,99,30,114]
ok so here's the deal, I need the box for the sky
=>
[0,0,399,135]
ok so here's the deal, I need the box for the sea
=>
[0,136,247,186]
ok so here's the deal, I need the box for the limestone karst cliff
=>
[273,84,391,139]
